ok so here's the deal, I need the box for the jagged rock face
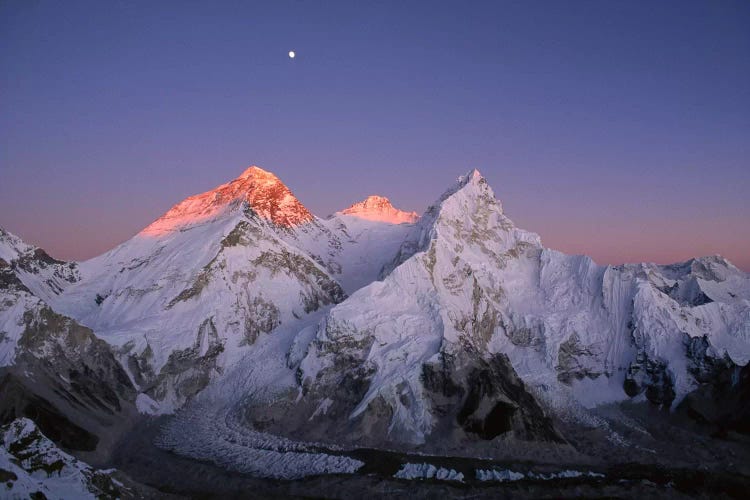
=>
[421,351,562,442]
[678,362,750,435]
[266,172,558,446]
[271,169,750,449]
[0,247,133,409]
[250,328,560,448]
[0,375,100,451]
[0,228,79,301]
[0,238,136,456]
[555,332,604,385]
[624,355,676,406]
[619,262,750,409]
[0,418,125,499]
[133,317,225,405]
[673,335,750,434]
[339,195,419,224]
[13,306,136,414]
[235,167,315,227]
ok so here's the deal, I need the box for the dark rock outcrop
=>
[677,336,750,435]
[423,351,563,443]
[624,354,676,406]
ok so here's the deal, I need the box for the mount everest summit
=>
[1,165,749,496]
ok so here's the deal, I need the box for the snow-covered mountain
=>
[29,166,417,412]
[165,169,749,462]
[322,196,416,292]
[0,228,80,303]
[141,165,314,236]
[0,230,137,460]
[338,195,419,224]
[274,170,749,447]
[1,165,748,486]
[1,418,159,499]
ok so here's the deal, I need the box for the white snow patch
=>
[394,463,464,482]
[136,393,167,415]
[476,468,525,481]
[310,398,334,419]
[528,470,606,480]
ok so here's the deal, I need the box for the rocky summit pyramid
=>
[1,165,748,494]
[142,166,314,235]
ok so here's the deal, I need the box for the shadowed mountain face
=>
[0,166,748,491]
[0,418,160,498]
[0,236,137,459]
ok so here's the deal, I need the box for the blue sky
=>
[1,0,748,268]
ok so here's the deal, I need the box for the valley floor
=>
[109,405,750,499]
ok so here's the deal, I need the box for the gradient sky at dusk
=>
[1,0,748,269]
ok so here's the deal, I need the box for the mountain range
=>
[1,165,748,498]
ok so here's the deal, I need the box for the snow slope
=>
[48,204,345,412]
[287,169,750,445]
[0,228,80,304]
[316,210,415,292]
[30,166,416,412]
[2,165,747,472]
[339,195,419,224]
[0,236,137,461]
[1,418,122,499]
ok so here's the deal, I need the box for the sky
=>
[1,0,748,270]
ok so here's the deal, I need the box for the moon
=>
[288,51,295,59]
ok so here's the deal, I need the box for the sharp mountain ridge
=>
[0,165,748,486]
